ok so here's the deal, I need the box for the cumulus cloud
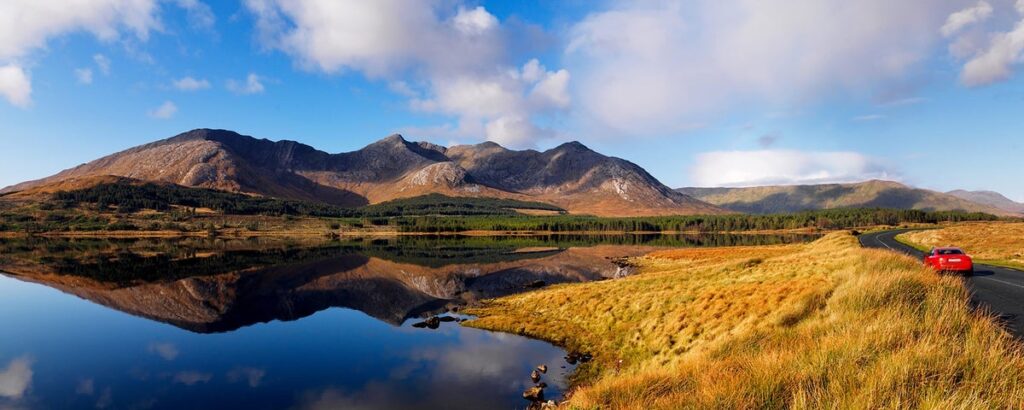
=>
[566,0,966,136]
[960,22,1024,86]
[173,76,210,91]
[0,356,33,400]
[0,64,32,107]
[941,1,993,37]
[949,1,1024,86]
[75,68,94,84]
[226,73,265,95]
[0,0,160,107]
[244,0,567,147]
[147,101,178,119]
[691,150,896,187]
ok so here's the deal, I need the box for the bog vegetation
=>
[466,233,1024,408]
[0,180,1001,233]
[897,222,1024,270]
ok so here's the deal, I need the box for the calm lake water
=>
[0,234,817,409]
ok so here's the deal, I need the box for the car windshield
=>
[937,249,964,255]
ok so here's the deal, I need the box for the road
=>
[859,229,1024,338]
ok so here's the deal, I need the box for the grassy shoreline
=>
[465,232,1024,408]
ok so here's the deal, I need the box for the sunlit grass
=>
[465,232,1024,408]
[898,222,1024,270]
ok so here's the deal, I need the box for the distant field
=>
[466,233,1024,408]
[897,222,1024,270]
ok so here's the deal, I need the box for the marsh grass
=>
[898,222,1024,270]
[465,233,1024,408]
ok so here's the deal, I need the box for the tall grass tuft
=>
[466,232,1024,408]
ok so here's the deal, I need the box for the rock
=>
[530,370,542,383]
[412,316,441,329]
[438,316,457,322]
[580,353,593,362]
[522,386,545,402]
[542,400,558,409]
[564,352,579,365]
[537,364,548,374]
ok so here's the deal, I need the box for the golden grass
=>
[465,232,1024,408]
[898,222,1024,270]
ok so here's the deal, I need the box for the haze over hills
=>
[678,180,1018,216]
[946,190,1024,215]
[1,128,723,217]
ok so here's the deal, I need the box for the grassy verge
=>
[465,232,1024,408]
[897,223,1024,271]
[893,234,930,252]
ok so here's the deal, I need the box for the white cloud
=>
[0,64,32,107]
[173,371,212,385]
[75,68,94,84]
[148,342,179,360]
[244,0,567,148]
[0,0,160,61]
[148,101,178,119]
[173,76,210,91]
[960,22,1024,86]
[452,6,498,36]
[949,1,1024,86]
[226,73,265,95]
[0,356,33,400]
[176,0,216,30]
[941,1,993,37]
[93,54,112,75]
[691,150,895,187]
[0,0,160,107]
[566,0,966,136]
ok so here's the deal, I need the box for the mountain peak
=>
[552,141,592,152]
[380,134,407,144]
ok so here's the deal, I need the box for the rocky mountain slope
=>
[947,190,1024,214]
[2,129,722,216]
[678,180,1015,215]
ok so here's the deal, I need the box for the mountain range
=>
[678,180,1024,216]
[0,129,722,216]
[4,128,1020,218]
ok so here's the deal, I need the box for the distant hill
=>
[947,190,1024,214]
[1,129,723,216]
[677,180,1014,215]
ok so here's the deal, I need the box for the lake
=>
[0,233,817,409]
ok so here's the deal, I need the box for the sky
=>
[1,0,1022,201]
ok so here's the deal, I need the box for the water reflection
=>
[0,233,817,409]
[0,234,816,333]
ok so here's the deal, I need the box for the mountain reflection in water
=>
[0,233,817,409]
[0,234,818,333]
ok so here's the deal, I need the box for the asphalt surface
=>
[859,229,1024,338]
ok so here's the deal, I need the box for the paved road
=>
[860,229,1024,338]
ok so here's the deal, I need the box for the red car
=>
[923,247,974,275]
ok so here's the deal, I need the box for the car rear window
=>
[937,249,964,255]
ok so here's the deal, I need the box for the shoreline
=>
[0,227,828,239]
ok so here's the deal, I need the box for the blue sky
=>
[1,0,1022,201]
